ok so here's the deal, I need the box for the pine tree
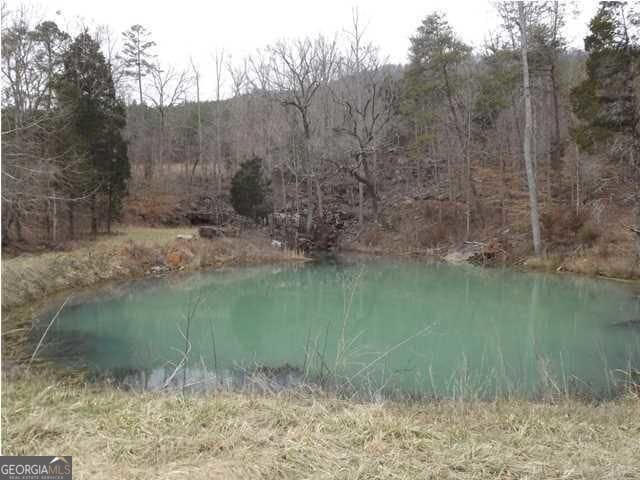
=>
[404,13,472,148]
[571,1,638,149]
[121,25,156,105]
[571,1,640,248]
[57,32,130,234]
[230,156,271,221]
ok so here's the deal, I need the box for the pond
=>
[33,259,640,400]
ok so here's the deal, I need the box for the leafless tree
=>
[332,11,396,223]
[146,64,188,178]
[213,48,226,191]
[250,36,338,231]
[518,1,543,255]
[189,58,203,181]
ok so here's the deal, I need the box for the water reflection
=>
[32,260,640,399]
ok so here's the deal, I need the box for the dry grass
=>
[2,372,639,479]
[524,254,640,280]
[1,226,305,311]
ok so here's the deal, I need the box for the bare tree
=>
[332,11,396,223]
[251,36,338,231]
[146,64,188,178]
[189,58,203,181]
[518,1,542,255]
[213,48,225,191]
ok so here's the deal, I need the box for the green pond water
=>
[34,259,640,399]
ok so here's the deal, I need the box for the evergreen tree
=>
[571,1,640,240]
[473,43,520,132]
[230,156,271,220]
[31,21,69,110]
[121,25,156,105]
[571,1,639,149]
[404,13,472,147]
[56,32,130,234]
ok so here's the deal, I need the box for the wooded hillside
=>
[2,2,639,273]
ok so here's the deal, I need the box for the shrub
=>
[230,156,272,221]
[577,222,600,246]
[541,207,589,246]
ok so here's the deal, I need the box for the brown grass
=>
[525,254,640,280]
[1,226,305,311]
[2,371,639,479]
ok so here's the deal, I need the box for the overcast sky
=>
[9,0,600,100]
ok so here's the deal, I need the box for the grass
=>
[2,371,639,479]
[1,225,305,311]
[524,253,640,280]
[3,226,639,478]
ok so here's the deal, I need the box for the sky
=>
[7,0,601,100]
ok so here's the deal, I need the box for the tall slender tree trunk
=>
[107,187,113,234]
[519,1,542,256]
[52,197,57,243]
[190,67,203,182]
[90,194,98,236]
[281,168,287,210]
[549,62,562,197]
[315,177,323,218]
[137,31,144,106]
[68,203,75,240]
[215,50,224,193]
[305,177,314,233]
[358,174,364,225]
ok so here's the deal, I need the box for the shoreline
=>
[3,226,639,363]
[3,226,638,315]
[2,227,639,478]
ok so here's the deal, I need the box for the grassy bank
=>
[524,254,640,280]
[1,226,304,311]
[2,372,639,479]
[3,227,639,479]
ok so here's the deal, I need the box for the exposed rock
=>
[148,265,170,275]
[444,250,476,264]
[444,240,503,266]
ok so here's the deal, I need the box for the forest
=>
[2,1,640,273]
[3,3,640,477]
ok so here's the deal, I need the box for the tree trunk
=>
[549,62,562,197]
[90,194,98,236]
[45,199,52,243]
[315,177,323,219]
[305,177,314,233]
[519,1,542,256]
[281,168,287,210]
[358,176,364,225]
[68,203,75,240]
[107,187,113,234]
[352,154,379,222]
[191,69,203,182]
[52,197,57,244]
